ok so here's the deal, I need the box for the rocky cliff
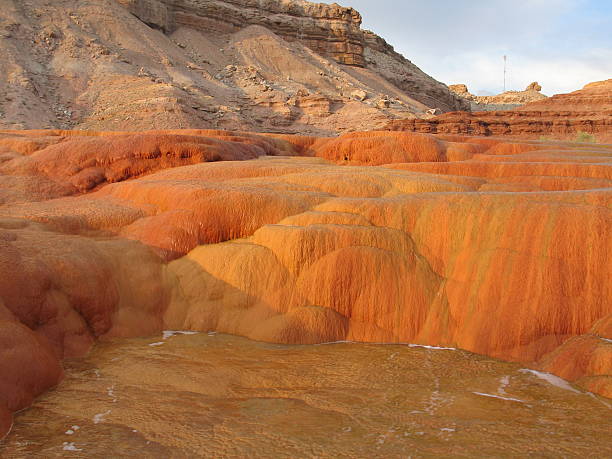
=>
[0,0,467,134]
[388,80,612,141]
[0,128,610,437]
[173,0,366,65]
[119,0,367,65]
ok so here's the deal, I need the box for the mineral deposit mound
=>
[0,0,611,454]
[0,129,610,439]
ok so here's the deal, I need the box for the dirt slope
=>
[0,0,467,134]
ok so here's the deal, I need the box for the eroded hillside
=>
[0,0,467,134]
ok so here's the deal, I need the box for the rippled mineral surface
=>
[2,332,610,458]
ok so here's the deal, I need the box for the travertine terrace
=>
[0,129,610,438]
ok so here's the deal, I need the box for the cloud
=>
[321,0,611,94]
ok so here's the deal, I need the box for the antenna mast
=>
[503,55,507,92]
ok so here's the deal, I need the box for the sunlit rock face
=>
[159,0,367,66]
[388,79,612,141]
[0,129,610,438]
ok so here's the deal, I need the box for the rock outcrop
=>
[526,81,542,92]
[165,0,367,66]
[388,79,612,141]
[449,82,548,110]
[518,79,612,112]
[0,0,467,134]
[116,0,172,31]
[448,84,471,98]
[0,128,610,437]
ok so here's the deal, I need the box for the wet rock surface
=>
[0,129,610,440]
[1,333,611,457]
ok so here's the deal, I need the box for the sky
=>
[319,0,612,96]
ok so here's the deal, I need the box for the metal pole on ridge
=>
[504,55,507,92]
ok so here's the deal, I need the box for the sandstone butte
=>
[0,128,611,438]
[388,79,612,142]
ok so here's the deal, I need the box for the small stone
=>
[376,98,390,109]
[351,89,368,101]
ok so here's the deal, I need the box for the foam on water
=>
[3,333,610,457]
[498,376,510,395]
[408,344,456,351]
[62,442,82,451]
[519,369,580,393]
[473,392,524,403]
[316,340,456,351]
[107,385,117,403]
[93,410,111,424]
[162,330,200,340]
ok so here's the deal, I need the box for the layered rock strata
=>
[0,129,610,438]
[388,80,612,141]
[167,0,366,66]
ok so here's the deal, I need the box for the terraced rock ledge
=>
[0,129,610,438]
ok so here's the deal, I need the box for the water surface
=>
[1,333,610,458]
